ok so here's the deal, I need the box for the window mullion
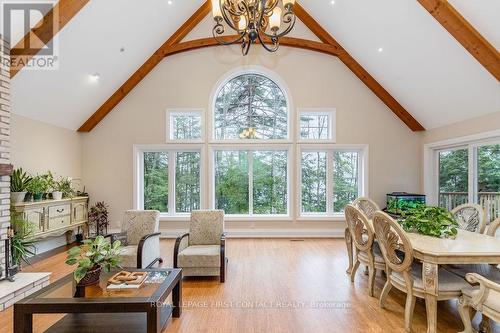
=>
[169,151,176,215]
[469,145,477,204]
[326,150,334,214]
[248,151,254,215]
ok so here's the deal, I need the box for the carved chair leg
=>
[458,296,474,333]
[379,280,392,308]
[368,264,376,297]
[404,293,416,332]
[345,228,353,275]
[351,260,360,283]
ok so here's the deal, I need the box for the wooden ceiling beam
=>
[294,3,425,132]
[78,1,211,132]
[418,0,500,81]
[163,36,341,58]
[10,0,90,78]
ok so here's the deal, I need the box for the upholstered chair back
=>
[345,204,374,252]
[372,211,413,273]
[451,204,486,234]
[189,210,225,246]
[352,197,380,220]
[121,210,160,245]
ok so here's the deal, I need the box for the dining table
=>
[345,226,500,333]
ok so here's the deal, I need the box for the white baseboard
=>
[160,228,345,239]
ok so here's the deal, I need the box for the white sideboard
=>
[11,196,89,242]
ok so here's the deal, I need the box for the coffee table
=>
[14,268,182,333]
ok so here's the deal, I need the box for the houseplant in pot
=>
[65,236,122,286]
[10,168,32,204]
[400,206,459,238]
[52,176,74,200]
[26,175,49,201]
[10,216,37,271]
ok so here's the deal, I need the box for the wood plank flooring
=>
[0,239,498,333]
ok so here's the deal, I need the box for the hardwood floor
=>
[0,239,498,333]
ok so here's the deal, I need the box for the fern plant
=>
[400,206,458,238]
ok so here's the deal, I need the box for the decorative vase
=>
[32,192,43,201]
[77,266,102,286]
[52,191,63,200]
[10,191,27,204]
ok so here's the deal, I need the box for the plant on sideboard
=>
[65,236,122,285]
[400,206,459,238]
[9,216,37,269]
[10,168,32,204]
[26,175,49,201]
[88,201,109,237]
[51,176,75,200]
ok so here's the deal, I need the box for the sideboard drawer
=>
[48,204,71,218]
[48,215,71,230]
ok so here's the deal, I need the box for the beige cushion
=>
[358,245,385,264]
[444,264,500,283]
[119,245,138,268]
[122,210,160,245]
[177,245,220,268]
[189,210,224,246]
[391,263,470,292]
[462,287,500,311]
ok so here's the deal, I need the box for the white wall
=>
[11,114,83,179]
[10,114,83,252]
[81,46,422,236]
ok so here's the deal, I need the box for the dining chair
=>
[486,217,500,237]
[458,273,500,333]
[373,211,470,332]
[451,203,486,234]
[346,197,381,275]
[345,204,385,297]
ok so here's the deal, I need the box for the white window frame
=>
[297,144,369,220]
[209,144,293,221]
[133,144,205,220]
[424,129,500,208]
[209,66,293,144]
[297,108,336,143]
[166,108,205,143]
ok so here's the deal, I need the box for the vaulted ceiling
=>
[5,0,500,131]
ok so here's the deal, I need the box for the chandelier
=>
[211,0,296,55]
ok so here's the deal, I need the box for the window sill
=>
[296,214,346,222]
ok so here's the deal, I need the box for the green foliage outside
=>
[301,152,327,213]
[252,151,287,214]
[215,151,249,214]
[172,114,201,140]
[477,144,500,193]
[333,152,359,212]
[144,152,168,212]
[175,152,201,213]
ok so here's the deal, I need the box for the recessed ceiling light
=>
[167,0,173,4]
[89,73,100,83]
[330,0,335,4]
[377,47,384,53]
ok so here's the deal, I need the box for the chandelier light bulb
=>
[238,15,247,31]
[211,0,222,18]
[270,7,282,31]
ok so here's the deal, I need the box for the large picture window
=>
[135,69,368,220]
[427,133,500,222]
[214,73,288,140]
[300,148,364,216]
[214,149,288,215]
[140,148,201,215]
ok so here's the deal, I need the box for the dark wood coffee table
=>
[14,268,182,333]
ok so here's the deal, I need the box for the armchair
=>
[459,273,500,333]
[106,210,162,269]
[173,210,227,282]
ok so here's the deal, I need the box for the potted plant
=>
[52,176,74,200]
[26,175,49,201]
[88,202,109,237]
[10,168,32,204]
[400,206,459,238]
[9,216,37,270]
[65,236,122,286]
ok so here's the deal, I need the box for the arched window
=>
[214,73,288,140]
